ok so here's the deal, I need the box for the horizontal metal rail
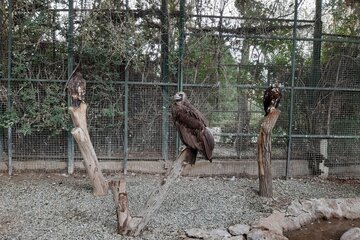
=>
[187,32,360,44]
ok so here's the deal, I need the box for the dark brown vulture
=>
[170,91,215,165]
[67,71,86,108]
[263,82,282,116]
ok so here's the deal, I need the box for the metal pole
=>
[123,67,129,174]
[0,0,4,160]
[67,0,75,174]
[177,0,185,92]
[7,0,13,176]
[176,0,186,154]
[161,0,169,161]
[285,0,298,179]
[123,0,129,174]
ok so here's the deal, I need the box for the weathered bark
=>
[127,148,191,236]
[257,108,280,197]
[69,103,108,196]
[109,177,137,235]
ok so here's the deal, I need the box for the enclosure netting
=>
[0,0,359,178]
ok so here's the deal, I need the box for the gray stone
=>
[247,229,288,240]
[185,228,231,240]
[206,228,232,240]
[228,224,250,236]
[251,210,287,235]
[224,236,245,240]
[185,228,209,238]
[340,227,360,240]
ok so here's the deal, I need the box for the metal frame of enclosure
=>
[1,0,360,178]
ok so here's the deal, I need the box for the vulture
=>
[263,82,282,116]
[170,91,215,165]
[67,71,86,108]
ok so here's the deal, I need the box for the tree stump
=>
[109,176,136,235]
[69,103,108,196]
[257,108,281,197]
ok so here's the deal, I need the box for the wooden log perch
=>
[257,108,281,198]
[69,103,108,196]
[69,102,191,236]
[109,176,136,235]
[126,148,192,236]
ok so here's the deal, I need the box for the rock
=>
[341,198,360,219]
[340,227,360,240]
[224,236,245,240]
[251,211,286,235]
[228,224,250,236]
[247,229,288,240]
[185,228,231,240]
[207,228,232,239]
[185,228,209,238]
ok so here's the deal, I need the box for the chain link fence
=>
[0,0,359,178]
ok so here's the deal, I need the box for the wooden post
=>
[257,108,280,197]
[69,103,108,196]
[109,176,136,235]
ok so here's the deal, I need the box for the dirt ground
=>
[1,171,360,240]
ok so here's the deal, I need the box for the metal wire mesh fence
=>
[0,0,359,178]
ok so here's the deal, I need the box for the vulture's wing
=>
[173,120,202,151]
[200,127,215,160]
[179,100,209,127]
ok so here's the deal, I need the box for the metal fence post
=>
[7,0,14,176]
[286,0,298,179]
[123,0,130,174]
[176,0,185,154]
[67,0,75,174]
[161,0,170,161]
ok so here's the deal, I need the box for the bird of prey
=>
[170,91,215,165]
[263,82,282,116]
[67,71,86,108]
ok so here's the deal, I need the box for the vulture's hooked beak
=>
[174,93,182,101]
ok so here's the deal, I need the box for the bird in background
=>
[263,82,283,116]
[170,91,215,165]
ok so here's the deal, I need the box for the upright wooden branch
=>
[69,103,108,196]
[257,108,281,197]
[109,176,135,234]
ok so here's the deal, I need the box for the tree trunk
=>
[257,108,280,197]
[69,103,108,196]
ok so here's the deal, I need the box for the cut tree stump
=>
[69,103,108,196]
[257,108,281,198]
[109,176,135,235]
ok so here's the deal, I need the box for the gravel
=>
[0,172,360,240]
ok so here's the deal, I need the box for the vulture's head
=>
[173,91,186,102]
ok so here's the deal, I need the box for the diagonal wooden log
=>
[126,148,192,236]
[69,103,108,196]
[257,108,281,198]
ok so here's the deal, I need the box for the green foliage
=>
[10,82,69,135]
[0,111,20,128]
